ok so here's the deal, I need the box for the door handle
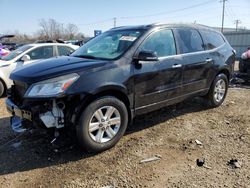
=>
[172,64,182,68]
[205,58,213,63]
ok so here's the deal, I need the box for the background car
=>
[0,43,79,97]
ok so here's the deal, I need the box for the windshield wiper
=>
[73,55,97,59]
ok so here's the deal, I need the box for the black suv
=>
[6,24,235,152]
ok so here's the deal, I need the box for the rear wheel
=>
[76,96,128,152]
[0,80,5,98]
[206,73,228,108]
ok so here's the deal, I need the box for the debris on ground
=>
[195,139,203,145]
[101,185,115,188]
[196,159,205,167]
[203,165,212,169]
[139,155,162,164]
[227,159,242,168]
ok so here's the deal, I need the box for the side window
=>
[200,30,225,50]
[27,46,53,60]
[175,29,204,54]
[139,29,176,58]
[58,46,75,56]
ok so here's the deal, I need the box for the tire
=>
[0,80,5,98]
[239,59,247,73]
[206,73,228,108]
[76,96,128,152]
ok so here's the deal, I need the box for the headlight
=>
[25,73,79,98]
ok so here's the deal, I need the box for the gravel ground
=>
[0,85,249,188]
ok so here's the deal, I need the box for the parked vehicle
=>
[235,47,250,82]
[6,24,235,152]
[0,45,10,57]
[0,43,79,97]
[0,34,16,52]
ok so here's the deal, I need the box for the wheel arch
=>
[216,68,230,81]
[72,85,133,126]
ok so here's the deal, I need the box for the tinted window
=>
[58,46,74,56]
[27,46,53,60]
[139,29,176,57]
[175,29,204,54]
[200,30,225,50]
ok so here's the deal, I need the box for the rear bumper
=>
[5,98,32,121]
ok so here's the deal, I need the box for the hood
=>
[10,56,109,83]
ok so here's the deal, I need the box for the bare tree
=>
[65,23,79,40]
[38,19,81,40]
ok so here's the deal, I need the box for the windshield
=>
[71,29,144,60]
[1,45,32,61]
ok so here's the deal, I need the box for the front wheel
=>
[76,96,128,152]
[206,73,228,108]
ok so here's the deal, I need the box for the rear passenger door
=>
[174,28,212,94]
[199,30,227,87]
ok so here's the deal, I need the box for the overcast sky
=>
[0,0,249,36]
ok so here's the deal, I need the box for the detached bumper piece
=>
[6,98,32,121]
[6,98,32,133]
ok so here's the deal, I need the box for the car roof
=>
[22,43,79,50]
[110,23,218,33]
[27,43,77,47]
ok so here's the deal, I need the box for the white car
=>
[0,43,79,97]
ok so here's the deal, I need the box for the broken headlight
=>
[25,73,79,98]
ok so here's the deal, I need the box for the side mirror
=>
[134,50,158,61]
[20,54,31,62]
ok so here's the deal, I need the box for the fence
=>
[223,31,250,59]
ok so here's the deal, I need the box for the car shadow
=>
[230,82,250,89]
[0,97,210,175]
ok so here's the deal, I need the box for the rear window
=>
[200,30,225,50]
[175,29,204,54]
[58,46,75,56]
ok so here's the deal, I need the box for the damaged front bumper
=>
[6,98,32,120]
[6,98,66,132]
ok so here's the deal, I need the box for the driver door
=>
[133,29,183,113]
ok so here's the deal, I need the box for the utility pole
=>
[234,19,241,31]
[113,17,117,28]
[221,0,227,33]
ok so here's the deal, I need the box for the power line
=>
[76,0,215,27]
[119,0,215,20]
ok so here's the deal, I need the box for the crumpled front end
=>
[6,81,66,132]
